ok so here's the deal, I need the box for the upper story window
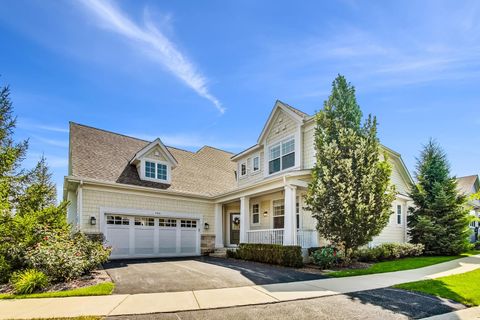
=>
[269,138,295,174]
[240,162,247,177]
[144,160,169,182]
[253,156,260,172]
[396,204,402,225]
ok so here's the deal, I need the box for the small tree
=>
[305,75,396,258]
[408,140,471,255]
[17,155,57,214]
[0,85,28,212]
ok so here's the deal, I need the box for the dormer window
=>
[144,160,169,182]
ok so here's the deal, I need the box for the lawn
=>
[329,250,479,278]
[394,268,480,306]
[0,282,114,299]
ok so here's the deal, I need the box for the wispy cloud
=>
[17,118,68,133]
[33,136,69,148]
[79,0,224,113]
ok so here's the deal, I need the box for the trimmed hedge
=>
[231,243,303,268]
[354,243,424,262]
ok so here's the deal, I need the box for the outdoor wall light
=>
[263,211,268,217]
[90,216,97,225]
[204,222,210,230]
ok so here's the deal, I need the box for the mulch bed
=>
[299,261,373,275]
[0,267,112,295]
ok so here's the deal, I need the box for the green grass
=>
[0,282,114,299]
[329,250,480,278]
[394,268,480,306]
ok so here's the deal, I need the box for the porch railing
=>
[246,229,284,245]
[245,228,318,248]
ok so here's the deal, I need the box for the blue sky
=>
[1,0,479,200]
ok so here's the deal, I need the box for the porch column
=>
[283,185,297,245]
[214,203,224,248]
[239,196,250,243]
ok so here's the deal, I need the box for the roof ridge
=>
[70,122,150,143]
[277,99,309,117]
[196,145,234,155]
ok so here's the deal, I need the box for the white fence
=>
[246,229,318,248]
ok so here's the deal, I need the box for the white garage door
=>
[105,215,200,259]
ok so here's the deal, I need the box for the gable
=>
[143,145,170,162]
[262,107,301,145]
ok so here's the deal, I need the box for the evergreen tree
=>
[408,140,471,255]
[305,75,396,258]
[17,155,57,214]
[0,84,28,212]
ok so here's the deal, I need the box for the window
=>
[252,203,260,224]
[134,217,154,226]
[106,215,130,225]
[157,163,167,180]
[269,138,295,174]
[144,160,168,181]
[181,219,197,228]
[397,204,402,225]
[240,162,247,177]
[159,218,177,227]
[273,199,284,229]
[470,221,476,228]
[253,156,260,172]
[145,161,156,178]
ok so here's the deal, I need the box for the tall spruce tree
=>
[305,75,396,258]
[17,155,57,214]
[408,140,471,255]
[0,84,28,212]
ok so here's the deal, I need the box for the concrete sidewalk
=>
[1,255,479,319]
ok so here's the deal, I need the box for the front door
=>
[230,213,240,245]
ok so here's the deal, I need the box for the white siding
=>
[371,198,408,245]
[302,122,315,169]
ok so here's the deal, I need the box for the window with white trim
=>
[181,219,197,228]
[397,204,402,225]
[273,199,284,229]
[253,156,260,172]
[134,217,155,226]
[144,160,169,182]
[252,203,260,224]
[159,218,177,227]
[269,138,295,174]
[106,215,130,225]
[240,162,247,177]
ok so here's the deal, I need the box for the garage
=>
[104,214,200,259]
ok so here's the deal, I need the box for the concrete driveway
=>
[103,256,326,294]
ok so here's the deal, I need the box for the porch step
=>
[209,247,230,258]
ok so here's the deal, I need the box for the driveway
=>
[103,256,326,294]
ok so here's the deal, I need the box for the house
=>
[457,175,480,242]
[63,101,414,259]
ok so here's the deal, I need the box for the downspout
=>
[77,180,83,231]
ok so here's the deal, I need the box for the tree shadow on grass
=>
[346,287,466,319]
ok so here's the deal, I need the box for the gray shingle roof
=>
[457,175,479,195]
[69,123,237,197]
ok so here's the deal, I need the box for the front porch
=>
[214,180,319,249]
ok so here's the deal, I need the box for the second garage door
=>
[105,215,200,259]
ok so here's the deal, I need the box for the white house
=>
[64,100,413,259]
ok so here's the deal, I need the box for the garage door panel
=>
[134,228,155,255]
[107,227,130,256]
[159,228,177,254]
[180,229,197,254]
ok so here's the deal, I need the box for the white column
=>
[239,196,250,243]
[214,203,224,248]
[283,185,297,245]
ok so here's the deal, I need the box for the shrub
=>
[474,241,480,250]
[0,256,11,283]
[312,246,344,269]
[11,269,49,294]
[354,243,424,262]
[25,230,111,282]
[235,243,303,268]
[226,249,237,258]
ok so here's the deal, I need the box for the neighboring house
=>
[64,101,414,259]
[457,175,480,242]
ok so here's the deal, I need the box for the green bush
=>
[11,269,49,294]
[226,249,237,258]
[354,243,424,262]
[0,256,11,283]
[235,243,303,268]
[25,230,111,282]
[474,241,480,250]
[312,246,344,269]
